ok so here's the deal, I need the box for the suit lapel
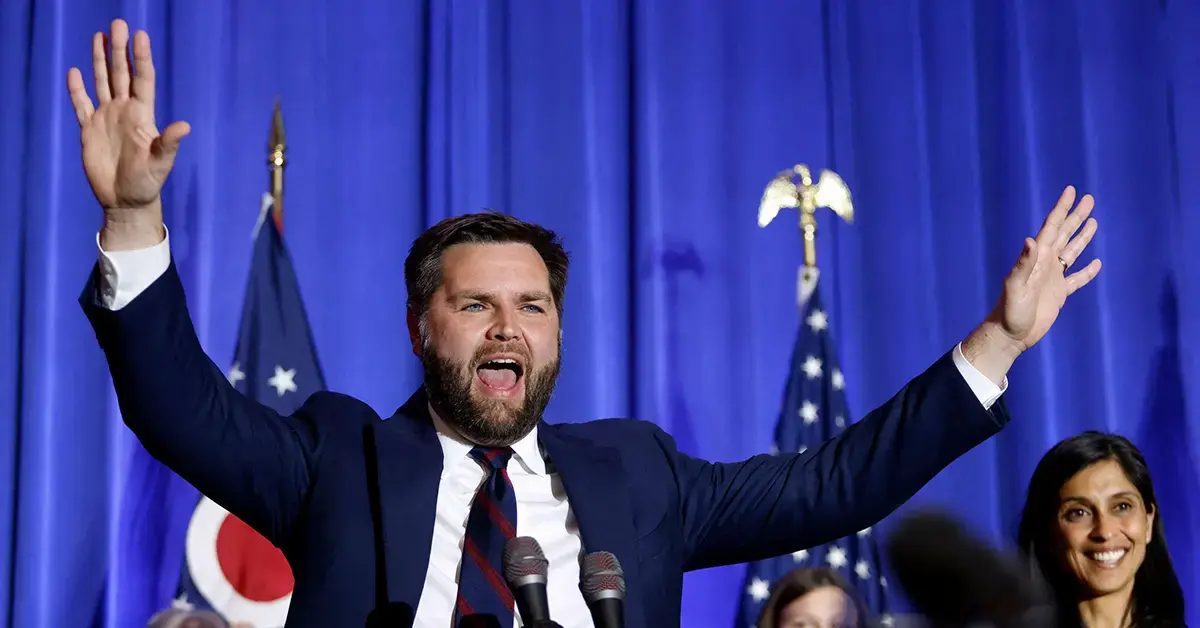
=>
[368,389,443,612]
[367,402,642,619]
[538,426,639,588]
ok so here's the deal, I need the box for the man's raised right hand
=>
[67,18,189,251]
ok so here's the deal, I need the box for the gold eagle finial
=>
[758,164,853,271]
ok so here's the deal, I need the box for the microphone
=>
[884,509,1057,628]
[579,551,626,628]
[503,536,551,624]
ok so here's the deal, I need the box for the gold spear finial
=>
[268,98,286,228]
[757,164,854,275]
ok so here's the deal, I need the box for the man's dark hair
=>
[404,210,570,323]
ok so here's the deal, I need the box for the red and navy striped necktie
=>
[454,446,518,627]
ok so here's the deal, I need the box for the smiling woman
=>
[1017,432,1186,627]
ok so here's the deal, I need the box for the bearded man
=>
[71,19,1101,628]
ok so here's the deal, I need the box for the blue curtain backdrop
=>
[2,1,1198,626]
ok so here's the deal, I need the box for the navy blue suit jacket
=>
[81,263,1009,627]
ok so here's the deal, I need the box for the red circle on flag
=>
[186,496,293,625]
[215,514,295,602]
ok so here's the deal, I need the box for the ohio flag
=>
[173,193,326,627]
[735,272,891,627]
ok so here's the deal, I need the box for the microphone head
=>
[503,536,550,585]
[884,509,1054,627]
[580,551,626,602]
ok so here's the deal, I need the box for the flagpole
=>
[740,165,890,625]
[756,163,855,299]
[794,165,821,276]
[268,98,286,229]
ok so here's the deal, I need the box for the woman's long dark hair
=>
[1016,431,1185,627]
[756,566,869,628]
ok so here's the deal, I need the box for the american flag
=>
[735,275,891,627]
[172,194,326,627]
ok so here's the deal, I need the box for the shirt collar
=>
[427,402,547,476]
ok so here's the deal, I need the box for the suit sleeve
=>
[79,261,332,546]
[670,349,1009,571]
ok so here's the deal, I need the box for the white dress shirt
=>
[94,228,1006,627]
[422,406,589,627]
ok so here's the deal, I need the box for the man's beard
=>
[421,341,560,447]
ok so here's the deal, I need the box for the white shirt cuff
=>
[952,341,1007,410]
[96,227,172,311]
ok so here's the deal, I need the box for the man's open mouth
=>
[476,356,525,392]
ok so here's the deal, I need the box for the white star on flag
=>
[857,527,872,538]
[881,614,895,627]
[831,368,845,390]
[227,362,245,386]
[268,365,298,397]
[747,577,771,602]
[835,415,846,429]
[855,559,872,579]
[798,401,818,424]
[801,355,823,379]
[825,546,848,569]
[791,549,809,562]
[806,308,828,332]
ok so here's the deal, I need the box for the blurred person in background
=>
[146,600,255,628]
[1017,431,1186,628]
[146,607,225,628]
[755,566,868,628]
